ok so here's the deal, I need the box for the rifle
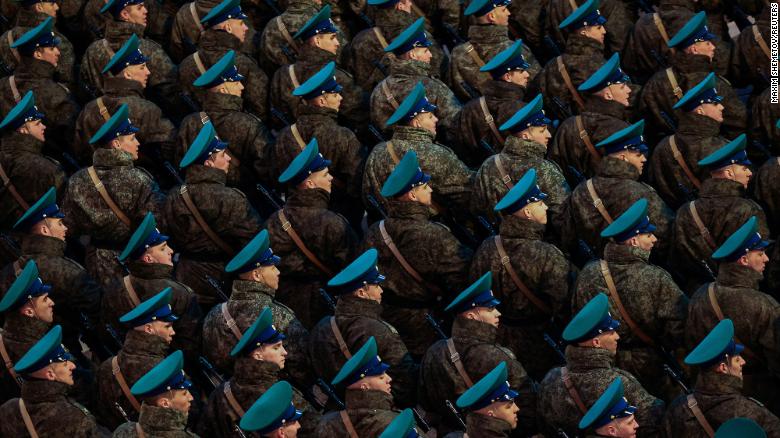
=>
[567,165,586,185]
[649,49,669,70]
[205,275,230,302]
[316,378,346,409]
[181,94,201,113]
[368,124,386,143]
[425,313,448,340]
[660,111,678,132]
[551,97,573,120]
[412,408,433,433]
[543,332,566,363]
[443,23,466,47]
[727,3,753,31]
[366,194,388,219]
[281,45,297,63]
[636,0,655,14]
[476,215,496,236]
[460,81,481,100]
[198,355,225,390]
[556,429,571,438]
[264,0,282,16]
[319,288,337,312]
[663,363,690,394]
[256,183,285,211]
[80,312,115,359]
[114,402,130,422]
[105,323,124,351]
[270,107,292,127]
[61,152,83,173]
[676,182,697,203]
[543,36,562,58]
[577,239,597,262]
[371,60,389,78]
[700,259,716,281]
[479,139,496,156]
[659,348,690,393]
[751,140,772,161]
[164,161,185,185]
[445,399,467,430]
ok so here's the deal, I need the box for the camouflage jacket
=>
[547,95,629,186]
[201,279,311,387]
[0,380,107,437]
[0,313,49,402]
[418,316,538,434]
[0,9,75,86]
[360,200,473,357]
[308,294,418,408]
[729,22,771,91]
[454,79,526,168]
[663,371,780,437]
[559,156,675,260]
[257,0,320,73]
[573,243,688,386]
[263,188,359,328]
[546,0,633,54]
[362,125,473,215]
[751,87,780,156]
[169,0,257,63]
[369,58,461,140]
[670,178,769,294]
[469,216,576,378]
[0,131,66,231]
[113,404,196,437]
[100,260,203,364]
[269,43,368,133]
[162,165,261,308]
[95,330,170,429]
[472,135,570,225]
[507,0,545,54]
[537,345,665,437]
[74,77,177,167]
[197,358,319,438]
[176,93,273,192]
[638,52,746,141]
[463,412,514,438]
[316,389,397,437]
[646,113,727,210]
[178,29,268,121]
[81,0,173,44]
[754,157,779,236]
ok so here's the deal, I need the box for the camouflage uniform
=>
[418,316,538,435]
[178,28,269,121]
[81,0,174,44]
[62,148,165,290]
[686,263,780,410]
[646,113,727,210]
[472,136,570,226]
[0,131,66,231]
[197,359,319,438]
[638,52,746,142]
[361,200,473,357]
[547,96,629,186]
[0,381,107,437]
[169,0,258,63]
[750,87,780,156]
[308,294,418,408]
[257,0,320,73]
[112,404,197,437]
[754,156,779,236]
[663,371,780,437]
[469,216,576,379]
[100,260,203,365]
[538,345,665,437]
[572,243,689,390]
[670,178,769,294]
[201,279,311,387]
[263,188,359,329]
[315,389,397,437]
[362,125,473,216]
[729,22,771,92]
[454,79,525,167]
[546,0,633,54]
[507,0,545,55]
[0,313,49,402]
[559,156,675,260]
[462,413,514,437]
[95,330,169,429]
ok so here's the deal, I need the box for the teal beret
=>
[119,287,178,327]
[444,272,500,314]
[0,90,44,131]
[119,212,169,262]
[456,362,518,410]
[579,378,636,430]
[13,325,74,375]
[0,260,50,313]
[331,336,390,386]
[562,293,620,343]
[230,307,286,357]
[13,186,64,231]
[715,418,767,438]
[225,229,280,274]
[240,381,303,433]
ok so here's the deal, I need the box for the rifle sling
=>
[223,381,245,418]
[372,27,388,49]
[378,220,443,295]
[340,410,359,438]
[493,155,513,188]
[665,68,683,100]
[752,25,771,60]
[561,366,587,414]
[180,184,236,256]
[464,42,485,67]
[88,166,132,227]
[686,394,715,437]
[556,56,585,110]
[478,96,505,145]
[96,97,111,121]
[112,356,142,412]
[8,75,19,102]
[669,135,701,189]
[189,2,203,34]
[600,260,656,347]
[19,399,39,438]
[688,201,716,250]
[290,123,307,149]
[330,316,352,359]
[278,209,333,276]
[193,52,206,74]
[706,283,759,362]
[386,140,400,164]
[7,32,18,62]
[381,80,400,110]
[221,303,243,340]
[277,18,299,55]
[447,337,474,387]
[586,179,613,223]
[123,276,141,307]
[0,333,20,386]
[652,13,675,54]
[493,236,551,314]
[576,116,600,163]
[288,64,300,88]
[0,161,29,211]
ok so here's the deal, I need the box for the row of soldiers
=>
[0,0,777,435]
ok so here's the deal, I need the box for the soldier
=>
[162,121,262,309]
[573,199,688,392]
[538,294,663,437]
[670,135,768,294]
[751,87,780,156]
[200,307,319,437]
[454,362,521,438]
[178,0,269,121]
[308,248,417,408]
[559,121,674,261]
[362,150,473,357]
[266,139,358,328]
[0,91,65,231]
[79,0,180,118]
[370,18,461,140]
[686,216,780,411]
[257,0,321,73]
[419,272,537,435]
[0,326,107,436]
[448,0,537,103]
[363,82,473,216]
[754,142,779,235]
[63,104,165,290]
[112,350,197,437]
[546,0,632,54]
[638,12,746,142]
[455,40,529,167]
[73,34,176,177]
[0,260,53,401]
[730,23,770,92]
[169,0,258,63]
[531,0,606,120]
[547,53,632,186]
[578,378,639,438]
[2,18,79,159]
[95,289,175,429]
[647,73,729,210]
[102,212,202,362]
[202,230,311,387]
[472,93,570,226]
[317,337,398,436]
[470,169,576,379]
[178,51,273,200]
[238,380,306,437]
[273,62,364,229]
[663,319,780,437]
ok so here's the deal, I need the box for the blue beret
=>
[294,5,338,40]
[559,0,606,30]
[240,381,303,433]
[100,0,144,17]
[715,418,767,438]
[327,248,386,294]
[499,94,551,134]
[384,18,432,56]
[595,119,648,155]
[386,81,438,126]
[667,11,716,49]
[600,198,656,242]
[578,53,629,93]
[230,307,287,357]
[0,260,51,313]
[380,409,420,438]
[119,287,179,327]
[673,72,723,112]
[579,378,637,430]
[179,121,228,168]
[332,336,390,387]
[13,325,74,375]
[119,212,169,262]
[698,134,750,170]
[380,150,431,198]
[685,319,744,368]
[464,0,511,17]
[562,293,620,343]
[480,40,530,80]
[131,350,192,398]
[225,229,280,274]
[456,362,519,411]
[102,34,149,75]
[0,90,44,131]
[13,186,63,231]
[712,216,770,262]
[200,0,247,27]
[88,103,140,145]
[494,168,548,215]
[293,61,343,101]
[445,272,500,314]
[193,50,245,89]
[11,17,59,56]
[278,138,332,186]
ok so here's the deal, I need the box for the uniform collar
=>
[603,241,651,264]
[15,57,56,80]
[20,233,66,257]
[122,329,170,358]
[344,388,395,410]
[452,315,498,343]
[670,51,712,73]
[103,76,146,99]
[465,410,515,437]
[498,215,545,240]
[695,370,743,395]
[297,103,339,120]
[716,262,763,290]
[3,311,52,341]
[503,136,546,160]
[335,293,384,319]
[92,147,135,167]
[298,43,337,66]
[184,164,228,185]
[391,124,435,142]
[466,23,509,44]
[200,28,241,52]
[386,199,433,221]
[230,279,277,301]
[699,177,745,199]
[389,58,431,77]
[1,130,44,154]
[137,404,191,434]
[285,187,331,209]
[582,95,628,119]
[105,19,145,45]
[596,156,641,181]
[479,79,526,102]
[564,344,616,371]
[233,356,281,386]
[564,31,604,55]
[127,261,174,280]
[677,112,721,138]
[20,379,70,403]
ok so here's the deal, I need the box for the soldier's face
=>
[599,414,638,438]
[112,133,140,160]
[395,0,412,13]
[359,283,383,303]
[40,217,68,241]
[720,354,746,379]
[468,306,501,328]
[257,264,281,290]
[605,83,631,107]
[631,232,657,252]
[520,200,548,225]
[741,249,769,274]
[729,164,752,188]
[409,182,432,206]
[487,5,511,26]
[142,241,174,266]
[696,102,724,123]
[34,1,59,17]
[123,63,151,88]
[121,3,148,26]
[164,389,194,413]
[318,92,343,111]
[615,150,646,173]
[219,80,245,97]
[503,69,530,88]
[304,167,333,193]
[277,420,301,438]
[519,125,551,147]
[312,33,340,55]
[593,329,619,353]
[146,320,176,343]
[688,40,716,61]
[224,18,249,42]
[27,293,55,323]
[407,47,432,64]
[206,149,232,173]
[19,119,46,142]
[34,46,60,67]
[410,112,438,135]
[580,24,606,44]
[49,360,76,386]
[356,372,392,394]
[253,341,288,369]
[480,400,519,429]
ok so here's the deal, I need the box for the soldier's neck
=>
[344,388,394,410]
[467,23,509,43]
[716,262,763,290]
[452,315,498,342]
[20,233,66,257]
[676,112,721,138]
[694,370,743,394]
[498,215,545,240]
[127,260,174,279]
[582,95,627,119]
[285,186,331,209]
[595,156,641,181]
[1,130,44,153]
[335,293,382,318]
